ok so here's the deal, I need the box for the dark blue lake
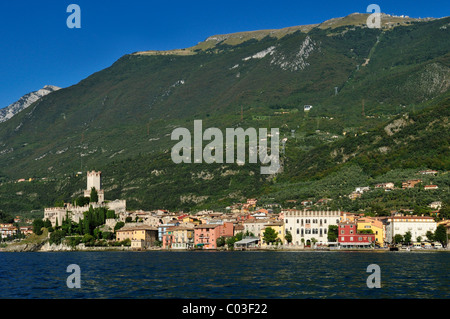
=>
[0,251,448,299]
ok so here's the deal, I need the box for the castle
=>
[44,171,126,227]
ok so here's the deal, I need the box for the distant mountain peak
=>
[0,85,60,123]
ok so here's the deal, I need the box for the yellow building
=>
[356,217,385,246]
[182,216,201,225]
[163,226,194,249]
[116,225,158,249]
[260,221,285,246]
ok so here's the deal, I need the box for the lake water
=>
[0,251,448,299]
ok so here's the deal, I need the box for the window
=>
[341,230,345,234]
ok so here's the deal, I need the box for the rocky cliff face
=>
[0,85,60,123]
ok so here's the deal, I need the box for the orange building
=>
[194,222,234,249]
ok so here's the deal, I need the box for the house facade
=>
[338,222,375,248]
[356,217,385,246]
[283,210,341,245]
[162,226,194,250]
[194,222,234,249]
[385,216,437,243]
[116,225,158,249]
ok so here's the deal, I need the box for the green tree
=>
[327,225,338,242]
[32,219,44,236]
[438,201,450,220]
[394,234,404,244]
[74,196,90,207]
[114,221,125,232]
[216,236,226,247]
[106,210,116,219]
[426,230,434,242]
[90,187,98,203]
[226,236,238,249]
[285,230,292,244]
[434,225,448,247]
[44,219,52,228]
[102,231,113,240]
[404,231,412,245]
[263,227,278,244]
[49,230,66,245]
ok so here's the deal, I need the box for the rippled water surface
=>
[0,251,448,299]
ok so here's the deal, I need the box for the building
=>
[194,222,234,249]
[385,216,437,244]
[429,201,442,210]
[158,221,180,241]
[234,224,245,236]
[402,179,422,189]
[338,221,375,248]
[243,219,271,238]
[234,237,260,250]
[419,170,438,175]
[0,224,17,239]
[375,182,394,190]
[304,105,313,112]
[424,185,439,190]
[356,217,385,246]
[115,224,158,249]
[259,221,285,246]
[162,226,194,250]
[349,192,362,200]
[283,210,341,246]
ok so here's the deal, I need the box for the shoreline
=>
[1,245,448,253]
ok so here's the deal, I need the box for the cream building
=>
[283,209,341,245]
[385,216,436,243]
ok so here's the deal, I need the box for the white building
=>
[243,219,271,238]
[385,216,437,243]
[283,209,341,245]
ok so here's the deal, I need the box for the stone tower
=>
[84,171,104,203]
[87,170,102,191]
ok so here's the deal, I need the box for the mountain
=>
[0,13,449,213]
[0,85,60,123]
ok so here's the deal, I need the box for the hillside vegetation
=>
[0,13,449,215]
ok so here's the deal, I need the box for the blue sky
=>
[0,0,448,108]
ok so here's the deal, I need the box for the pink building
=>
[194,222,234,249]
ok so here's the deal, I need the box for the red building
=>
[194,222,234,249]
[338,222,375,248]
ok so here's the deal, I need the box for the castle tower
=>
[84,171,104,203]
[87,170,102,191]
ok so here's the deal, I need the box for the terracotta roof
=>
[117,225,158,231]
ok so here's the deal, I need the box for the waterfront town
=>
[1,170,449,252]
